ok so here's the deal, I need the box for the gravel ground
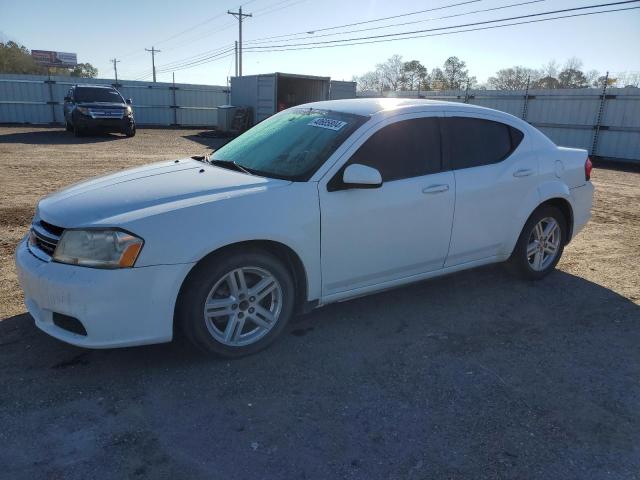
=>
[0,126,639,479]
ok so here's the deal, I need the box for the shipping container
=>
[329,80,357,100]
[230,73,330,124]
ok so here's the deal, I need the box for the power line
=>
[243,0,640,49]
[155,48,236,75]
[245,0,548,45]
[155,43,234,70]
[244,0,481,43]
[242,4,640,53]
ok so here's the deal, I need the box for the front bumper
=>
[75,115,133,132]
[15,239,194,348]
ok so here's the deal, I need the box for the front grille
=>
[40,220,64,236]
[29,220,63,258]
[90,108,124,119]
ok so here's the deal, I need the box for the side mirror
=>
[64,96,71,102]
[126,98,132,104]
[342,164,382,189]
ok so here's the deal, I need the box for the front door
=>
[319,114,455,297]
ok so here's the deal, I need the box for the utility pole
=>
[110,58,120,84]
[145,46,161,82]
[234,41,238,77]
[228,6,252,76]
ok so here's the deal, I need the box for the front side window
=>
[74,88,124,103]
[445,117,523,170]
[343,117,442,182]
[211,108,367,181]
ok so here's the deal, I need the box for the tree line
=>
[0,41,97,78]
[354,55,640,92]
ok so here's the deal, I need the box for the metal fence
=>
[0,73,229,127]
[359,87,640,162]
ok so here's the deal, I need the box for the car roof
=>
[74,84,116,89]
[296,97,504,118]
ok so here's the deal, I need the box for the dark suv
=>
[63,85,136,137]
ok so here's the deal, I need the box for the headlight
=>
[126,105,133,115]
[76,106,90,115]
[53,229,144,268]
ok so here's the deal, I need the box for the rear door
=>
[442,112,537,266]
[318,113,455,297]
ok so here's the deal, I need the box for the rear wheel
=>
[510,206,567,280]
[177,249,295,357]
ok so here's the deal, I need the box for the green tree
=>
[558,57,588,88]
[443,56,470,90]
[533,75,560,89]
[0,41,43,74]
[401,60,427,91]
[71,63,98,78]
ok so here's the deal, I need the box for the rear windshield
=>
[211,108,367,181]
[74,88,123,103]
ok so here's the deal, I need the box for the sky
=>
[1,0,639,86]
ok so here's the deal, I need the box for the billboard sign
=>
[31,50,77,68]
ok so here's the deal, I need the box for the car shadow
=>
[1,265,639,478]
[181,132,233,151]
[0,128,125,145]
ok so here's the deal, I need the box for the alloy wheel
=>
[526,217,561,271]
[203,267,283,347]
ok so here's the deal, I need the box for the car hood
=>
[37,158,290,227]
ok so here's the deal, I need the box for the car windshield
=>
[210,108,368,181]
[75,88,123,103]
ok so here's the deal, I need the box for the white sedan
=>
[16,99,594,357]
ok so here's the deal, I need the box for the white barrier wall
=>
[359,87,640,162]
[0,73,229,127]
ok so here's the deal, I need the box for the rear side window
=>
[445,117,523,170]
[345,117,442,182]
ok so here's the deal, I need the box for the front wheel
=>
[124,123,136,137]
[510,206,567,280]
[177,250,295,357]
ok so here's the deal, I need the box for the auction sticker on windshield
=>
[308,117,347,131]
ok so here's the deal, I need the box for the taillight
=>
[585,157,593,181]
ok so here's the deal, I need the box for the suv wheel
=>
[510,205,567,280]
[124,123,136,137]
[73,123,85,137]
[177,249,295,357]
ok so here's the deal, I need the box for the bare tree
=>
[376,54,404,91]
[488,66,538,90]
[538,60,559,79]
[353,71,383,92]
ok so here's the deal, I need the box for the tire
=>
[73,123,85,137]
[176,249,296,357]
[124,123,136,137]
[510,205,567,280]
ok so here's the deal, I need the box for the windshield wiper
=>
[205,157,254,175]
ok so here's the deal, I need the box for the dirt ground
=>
[0,126,639,479]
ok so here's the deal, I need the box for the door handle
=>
[422,184,449,194]
[513,168,534,178]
